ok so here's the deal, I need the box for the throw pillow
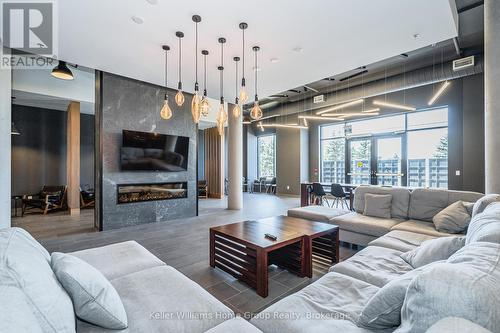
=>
[472,194,500,217]
[400,236,465,268]
[432,201,471,233]
[363,194,392,219]
[357,262,441,329]
[51,252,128,329]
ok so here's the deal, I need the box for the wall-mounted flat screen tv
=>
[120,130,189,171]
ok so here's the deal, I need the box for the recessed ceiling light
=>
[413,33,421,39]
[145,0,158,4]
[131,16,144,24]
[293,47,303,53]
[270,58,279,63]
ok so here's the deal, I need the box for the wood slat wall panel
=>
[204,128,224,199]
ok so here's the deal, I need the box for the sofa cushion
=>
[363,194,392,219]
[287,206,349,223]
[71,240,165,280]
[0,285,43,333]
[400,236,465,268]
[368,230,436,252]
[77,265,233,333]
[206,317,263,333]
[0,228,75,333]
[425,317,493,333]
[251,272,381,333]
[432,201,472,233]
[357,262,442,329]
[354,186,410,219]
[391,220,457,237]
[330,246,412,287]
[51,252,128,329]
[466,202,500,245]
[472,194,500,217]
[331,212,404,237]
[408,188,482,222]
[397,242,500,333]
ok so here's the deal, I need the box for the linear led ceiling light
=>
[362,108,380,113]
[373,100,416,111]
[298,115,345,121]
[428,81,450,106]
[262,124,308,129]
[316,99,364,115]
[320,112,379,117]
[250,114,278,123]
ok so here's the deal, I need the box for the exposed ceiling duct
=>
[261,56,483,116]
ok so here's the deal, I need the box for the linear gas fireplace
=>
[117,182,188,204]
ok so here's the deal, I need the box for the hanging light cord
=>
[195,22,198,91]
[254,49,258,101]
[165,50,168,88]
[242,28,245,84]
[220,42,224,103]
[178,36,182,89]
[235,60,239,103]
[203,53,207,96]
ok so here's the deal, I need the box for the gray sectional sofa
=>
[0,228,261,333]
[252,201,500,332]
[2,186,498,333]
[288,186,484,246]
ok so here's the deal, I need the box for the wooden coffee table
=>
[209,215,339,297]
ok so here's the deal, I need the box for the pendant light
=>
[216,37,227,136]
[160,45,173,120]
[249,46,263,120]
[191,15,202,123]
[232,56,241,118]
[51,61,74,80]
[238,22,248,103]
[200,50,211,117]
[174,31,185,106]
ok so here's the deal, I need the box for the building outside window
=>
[320,107,448,188]
[257,134,276,178]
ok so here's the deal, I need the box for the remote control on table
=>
[265,233,277,241]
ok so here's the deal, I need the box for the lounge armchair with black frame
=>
[80,186,95,209]
[22,185,67,216]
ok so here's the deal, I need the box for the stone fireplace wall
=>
[100,72,197,230]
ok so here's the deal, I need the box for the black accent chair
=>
[311,182,330,207]
[252,177,267,193]
[198,180,208,198]
[265,177,277,194]
[330,183,351,210]
[80,186,95,208]
[22,185,67,216]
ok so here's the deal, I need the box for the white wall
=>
[0,48,12,229]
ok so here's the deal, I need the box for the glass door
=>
[348,139,372,185]
[375,136,403,186]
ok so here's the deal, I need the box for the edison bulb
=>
[191,93,201,123]
[160,99,173,120]
[239,88,248,103]
[200,97,211,117]
[175,90,185,106]
[250,101,263,120]
[232,104,241,118]
[217,103,228,123]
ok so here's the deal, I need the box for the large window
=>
[257,134,276,178]
[320,108,448,188]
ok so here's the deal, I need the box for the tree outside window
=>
[258,135,276,178]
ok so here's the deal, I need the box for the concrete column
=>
[485,0,500,194]
[227,106,243,209]
[66,101,81,215]
[0,49,11,229]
